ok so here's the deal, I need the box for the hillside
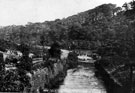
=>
[0,3,124,50]
[1,1,135,92]
[0,2,134,51]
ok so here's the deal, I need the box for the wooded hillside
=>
[0,1,134,53]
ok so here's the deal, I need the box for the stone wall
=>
[94,61,130,93]
[23,58,68,93]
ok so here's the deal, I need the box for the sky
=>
[0,0,132,26]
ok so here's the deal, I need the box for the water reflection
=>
[58,65,106,93]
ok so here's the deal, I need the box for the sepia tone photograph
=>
[0,0,135,93]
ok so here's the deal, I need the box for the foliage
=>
[1,1,135,91]
[67,51,78,68]
[0,2,134,61]
[0,3,122,50]
[0,69,30,92]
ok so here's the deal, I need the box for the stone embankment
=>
[0,49,78,92]
[23,51,78,93]
[23,59,67,93]
[94,60,131,93]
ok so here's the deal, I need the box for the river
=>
[57,63,106,93]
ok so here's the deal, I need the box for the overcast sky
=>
[0,0,131,26]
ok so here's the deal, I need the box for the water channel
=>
[57,63,106,93]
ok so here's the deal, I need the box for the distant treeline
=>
[0,1,135,92]
[0,1,135,55]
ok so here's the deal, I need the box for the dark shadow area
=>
[94,62,130,93]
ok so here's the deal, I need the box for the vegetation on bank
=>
[0,41,78,92]
[0,0,135,92]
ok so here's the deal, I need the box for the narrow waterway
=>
[58,63,106,93]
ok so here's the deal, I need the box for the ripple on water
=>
[58,65,106,93]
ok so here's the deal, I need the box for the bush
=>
[67,51,78,68]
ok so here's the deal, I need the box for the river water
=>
[57,63,106,93]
